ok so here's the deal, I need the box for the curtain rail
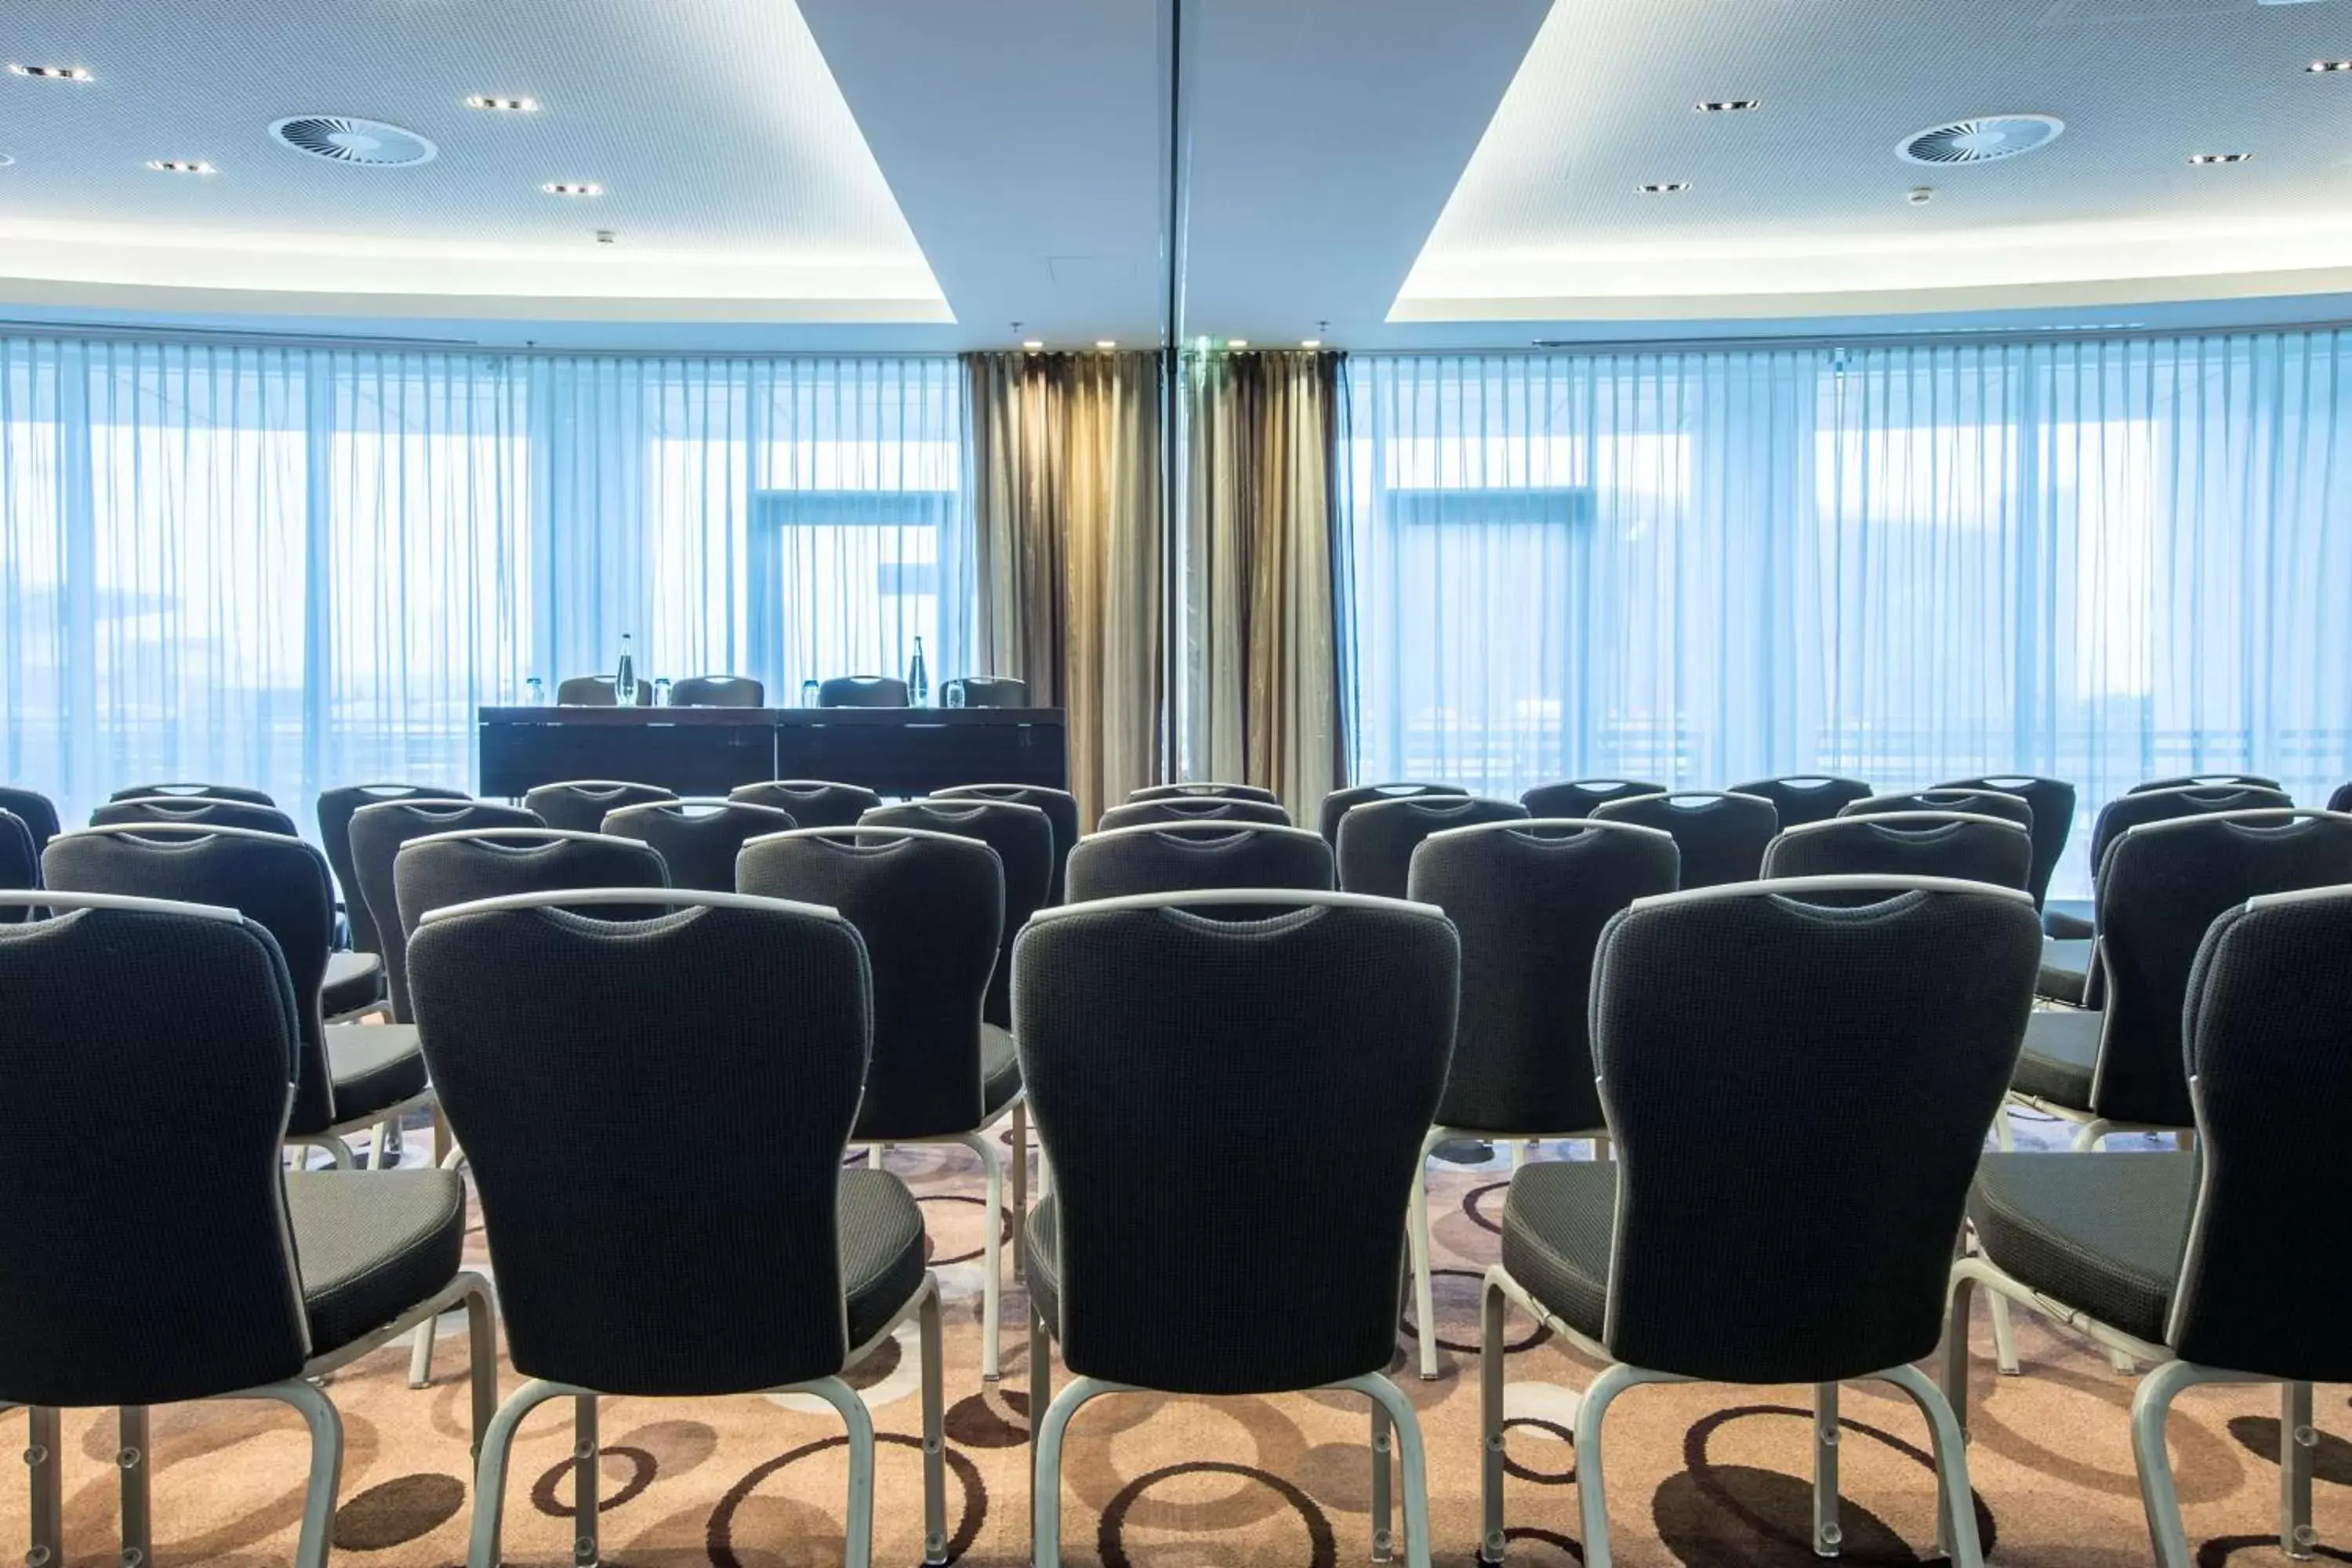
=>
[1392,320,2352,358]
[0,320,960,360]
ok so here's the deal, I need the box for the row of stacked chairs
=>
[1,768,2347,1568]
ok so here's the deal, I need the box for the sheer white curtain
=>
[0,338,965,831]
[1339,334,2352,895]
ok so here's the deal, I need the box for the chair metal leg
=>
[919,1284,949,1566]
[1370,1398,1394,1561]
[951,1131,1004,1381]
[1987,1110,2020,1376]
[2130,1359,2205,1568]
[1479,1272,1508,1565]
[1009,1101,1028,1277]
[464,1282,498,1460]
[570,1396,601,1567]
[799,1377,876,1568]
[1874,1362,1982,1568]
[1342,1374,1431,1568]
[1028,1307,1051,1448]
[1509,1138,1527,1172]
[118,1406,150,1568]
[367,1120,394,1170]
[2282,1381,2317,1560]
[469,1378,573,1568]
[1033,1377,1112,1568]
[1813,1382,1842,1556]
[1407,1127,1443,1381]
[253,1379,344,1568]
[408,1315,437,1389]
[26,1406,61,1568]
[1570,1363,1682,1568]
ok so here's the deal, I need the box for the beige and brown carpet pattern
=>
[7,1121,2344,1566]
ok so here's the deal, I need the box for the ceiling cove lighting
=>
[2188,152,2252,164]
[1022,339,1044,350]
[1637,181,1691,193]
[147,159,215,174]
[543,181,602,195]
[1227,339,1249,349]
[9,64,92,82]
[2310,60,2352,71]
[466,95,539,112]
[1094,340,1117,350]
[1695,99,1759,112]
[1300,339,1323,349]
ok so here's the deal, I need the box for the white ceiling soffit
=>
[0,0,949,324]
[1397,0,2352,323]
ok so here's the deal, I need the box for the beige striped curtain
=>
[963,351,1164,829]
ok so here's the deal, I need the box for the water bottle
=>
[525,676,544,706]
[615,633,637,706]
[907,636,930,707]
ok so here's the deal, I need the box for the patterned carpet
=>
[7,1118,2343,1567]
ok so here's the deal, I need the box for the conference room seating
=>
[2332,781,2352,814]
[107,781,277,807]
[44,823,437,1171]
[668,674,765,707]
[92,795,298,837]
[933,782,1081,904]
[1338,794,1528,898]
[1843,786,2034,833]
[1517,778,1664,819]
[818,674,911,708]
[728,779,885,829]
[0,890,493,1568]
[1948,884,2352,1568]
[0,811,35,924]
[1096,794,1291,833]
[1588,789,1777,889]
[1318,781,1468,846]
[600,799,797,892]
[1483,876,2041,1568]
[408,887,945,1568]
[1399,818,1677,1379]
[317,784,469,961]
[739,826,1022,1379]
[864,798,1052,1029]
[1128,780,1281,805]
[2129,771,2281,795]
[1762,811,2034,893]
[1727,774,1873,829]
[348,798,543,1022]
[1018,889,1458,1568]
[0,786,61,855]
[1065,820,1334,902]
[1935,775,2077,913]
[942,675,1029,707]
[521,779,678,833]
[555,674,652,706]
[394,828,670,938]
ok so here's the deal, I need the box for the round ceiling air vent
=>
[269,114,437,169]
[1896,114,2064,167]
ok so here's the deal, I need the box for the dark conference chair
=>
[601,799,797,892]
[942,675,1029,708]
[1338,795,1529,898]
[0,811,35,924]
[739,826,1022,1379]
[1950,884,2352,1568]
[1843,786,2034,833]
[1128,781,1282,806]
[1095,795,1292,833]
[0,890,492,1568]
[522,779,677,833]
[1517,778,1664,820]
[348,799,544,1022]
[2331,781,2352,814]
[2130,771,2281,795]
[1589,789,1777,889]
[1728,774,1873,829]
[818,675,910,708]
[107,781,276,807]
[1483,876,2041,1568]
[729,779,885,829]
[933,782,1081,905]
[0,786,62,855]
[394,829,670,940]
[92,796,297,837]
[1934,774,2076,911]
[555,674,652,706]
[1018,889,1460,1568]
[668,674,765,707]
[864,799,1052,1029]
[317,784,468,961]
[408,887,945,1568]
[1318,782,1467,847]
[1065,821,1334,903]
[1400,818,1678,1379]
[1763,811,2034,893]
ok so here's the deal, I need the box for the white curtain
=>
[1339,334,2352,896]
[0,338,965,832]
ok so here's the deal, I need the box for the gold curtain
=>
[1179,350,1346,819]
[964,351,1164,828]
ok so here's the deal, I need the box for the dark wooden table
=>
[477,706,1068,798]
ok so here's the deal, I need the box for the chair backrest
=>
[107,782,277,807]
[1097,796,1292,834]
[1844,787,2034,836]
[316,784,470,956]
[395,829,671,946]
[1592,877,2042,1382]
[818,675,909,708]
[92,797,298,837]
[933,783,1081,904]
[2087,783,2294,885]
[1014,890,1459,1393]
[408,889,873,1396]
[728,780,884,829]
[2088,810,2352,1128]
[2131,773,2281,795]
[863,800,1051,1028]
[942,676,1029,708]
[44,824,343,1134]
[1589,790,1777,889]
[1129,782,1282,807]
[1934,775,2076,907]
[2332,781,2352,815]
[2169,885,2352,1379]
[348,799,545,1020]
[739,828,1001,1140]
[1336,795,1529,897]
[555,675,652,706]
[1762,813,2034,895]
[1066,822,1335,903]
[0,811,35,924]
[1726,775,1873,829]
[668,675,765,708]
[1316,782,1468,847]
[523,779,679,833]
[601,800,797,893]
[0,786,62,854]
[0,892,310,1407]
[1517,778,1666,820]
[1408,820,1679,1135]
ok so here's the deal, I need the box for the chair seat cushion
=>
[1497,1159,1617,1343]
[2011,1007,2100,1112]
[1968,1151,2194,1345]
[321,949,385,1017]
[286,1169,466,1355]
[981,1023,1022,1120]
[2042,906,2093,941]
[838,1169,929,1351]
[324,1023,430,1125]
[1025,1193,1062,1338]
[2038,938,2092,1005]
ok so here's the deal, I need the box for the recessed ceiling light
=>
[2310,59,2352,72]
[9,64,91,82]
[543,181,601,195]
[1227,338,1249,349]
[1022,339,1044,350]
[466,95,539,112]
[2188,152,2252,164]
[1300,339,1323,349]
[1637,181,1692,193]
[1695,99,1759,112]
[1095,339,1116,350]
[147,159,215,174]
